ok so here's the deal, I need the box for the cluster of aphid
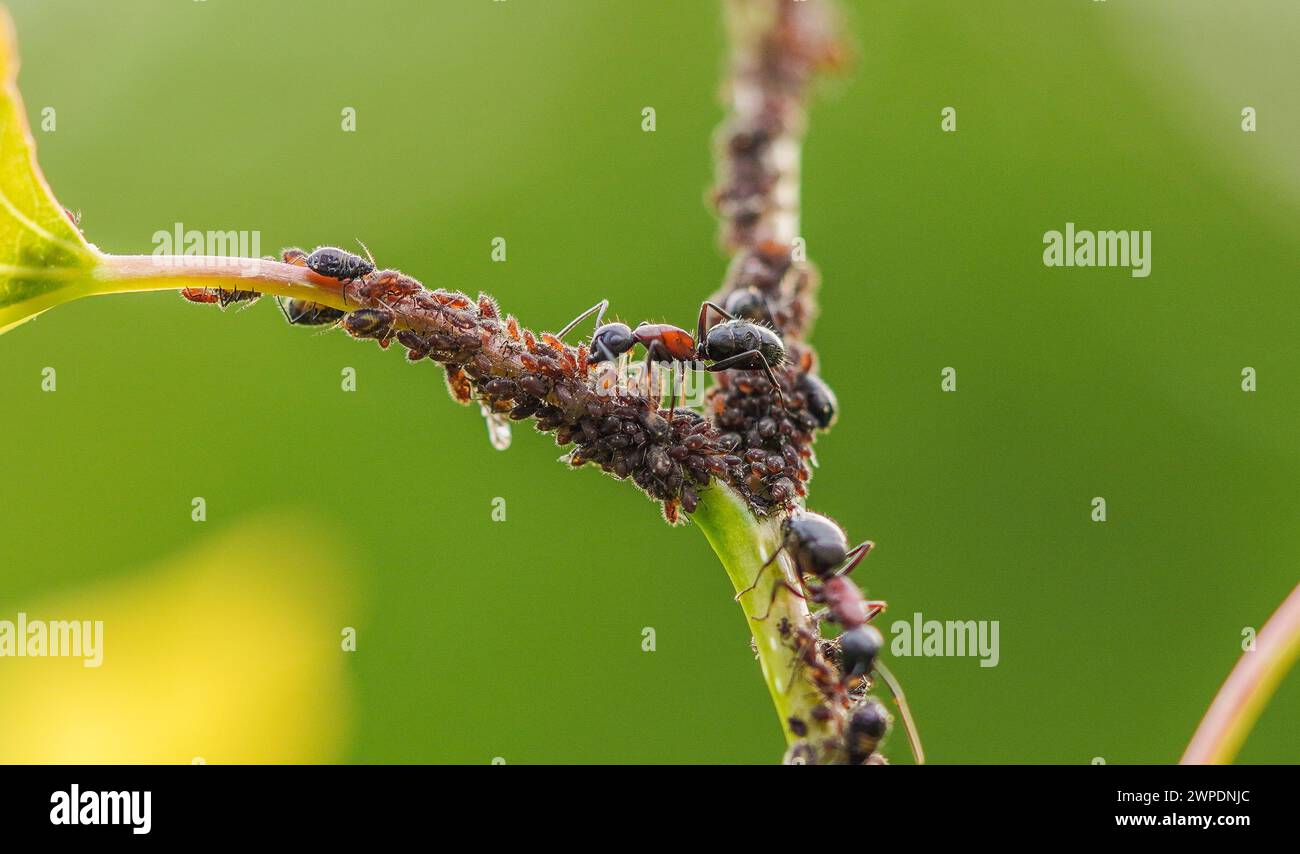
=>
[180,244,816,521]
[181,246,914,763]
[174,1,905,767]
[704,240,831,509]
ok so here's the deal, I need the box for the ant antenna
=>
[557,299,609,341]
[873,659,926,765]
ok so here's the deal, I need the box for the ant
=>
[276,298,345,327]
[557,298,787,419]
[738,510,883,631]
[180,286,260,308]
[341,306,396,348]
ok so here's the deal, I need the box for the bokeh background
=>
[0,0,1296,763]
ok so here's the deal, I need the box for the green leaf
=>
[0,10,100,334]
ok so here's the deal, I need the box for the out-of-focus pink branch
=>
[1181,583,1300,764]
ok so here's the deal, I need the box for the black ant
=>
[342,306,396,348]
[276,298,345,326]
[739,509,926,764]
[557,298,787,418]
[737,510,881,628]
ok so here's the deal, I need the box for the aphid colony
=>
[181,244,833,520]
[182,243,913,763]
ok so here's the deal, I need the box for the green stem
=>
[692,485,837,751]
[1180,583,1300,764]
[93,253,350,310]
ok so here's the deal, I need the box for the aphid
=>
[284,244,375,284]
[558,298,787,417]
[276,297,345,326]
[443,365,474,404]
[348,270,423,306]
[798,372,838,430]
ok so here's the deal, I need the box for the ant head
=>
[785,511,849,572]
[589,322,635,363]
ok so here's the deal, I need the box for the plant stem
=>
[693,484,836,751]
[1180,583,1300,764]
[92,253,350,311]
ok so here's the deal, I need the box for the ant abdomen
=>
[342,308,395,345]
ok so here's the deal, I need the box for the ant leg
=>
[755,579,806,622]
[705,349,787,412]
[835,541,876,577]
[667,361,683,422]
[695,299,735,343]
[274,296,294,324]
[734,536,789,601]
[873,660,926,765]
[642,341,670,409]
[556,299,609,341]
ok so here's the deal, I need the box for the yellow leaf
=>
[0,517,356,763]
[0,8,99,334]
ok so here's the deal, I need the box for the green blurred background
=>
[0,0,1296,763]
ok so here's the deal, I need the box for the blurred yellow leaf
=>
[0,516,356,763]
